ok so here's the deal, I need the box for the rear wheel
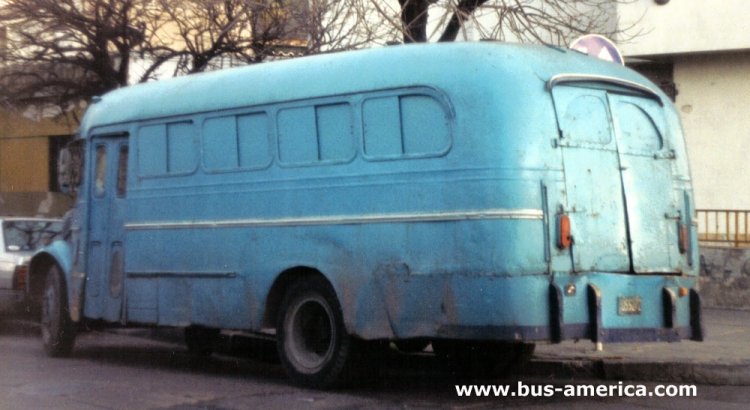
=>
[40,265,76,357]
[276,276,355,388]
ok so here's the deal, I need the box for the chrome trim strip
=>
[127,271,236,278]
[547,73,663,105]
[124,208,544,231]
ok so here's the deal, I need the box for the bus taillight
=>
[557,214,572,249]
[678,223,689,254]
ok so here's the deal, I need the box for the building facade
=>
[617,0,750,211]
[0,108,74,193]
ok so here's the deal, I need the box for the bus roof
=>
[79,42,660,134]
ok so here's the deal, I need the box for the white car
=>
[0,217,63,314]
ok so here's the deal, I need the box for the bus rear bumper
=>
[434,323,695,343]
[362,271,703,344]
[548,279,704,343]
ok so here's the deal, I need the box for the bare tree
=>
[145,0,293,75]
[0,0,153,114]
[385,0,639,45]
[0,0,390,118]
[0,0,640,119]
[302,0,394,55]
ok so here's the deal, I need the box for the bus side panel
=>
[123,181,549,337]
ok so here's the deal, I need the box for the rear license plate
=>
[618,296,642,315]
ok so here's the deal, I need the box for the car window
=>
[2,220,63,252]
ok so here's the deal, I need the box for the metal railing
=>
[697,209,750,248]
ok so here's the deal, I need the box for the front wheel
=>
[40,265,76,357]
[276,276,356,388]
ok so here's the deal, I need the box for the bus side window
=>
[137,121,197,176]
[363,93,451,159]
[401,95,451,155]
[137,124,167,176]
[237,113,271,168]
[167,122,197,174]
[94,145,107,197]
[116,145,128,197]
[278,103,354,165]
[203,113,271,171]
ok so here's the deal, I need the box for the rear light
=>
[557,213,572,249]
[678,222,689,254]
[12,265,28,291]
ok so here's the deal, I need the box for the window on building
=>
[628,61,677,102]
[48,135,74,192]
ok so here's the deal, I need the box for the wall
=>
[701,247,750,310]
[0,107,76,193]
[673,52,750,209]
[0,137,49,191]
[617,0,750,57]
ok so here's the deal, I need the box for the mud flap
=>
[690,289,704,341]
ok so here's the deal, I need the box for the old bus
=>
[30,42,703,387]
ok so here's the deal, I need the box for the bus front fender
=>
[29,240,82,322]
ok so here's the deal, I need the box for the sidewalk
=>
[528,308,750,385]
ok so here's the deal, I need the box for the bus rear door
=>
[552,83,682,274]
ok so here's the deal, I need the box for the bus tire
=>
[184,326,220,357]
[276,276,354,389]
[40,265,76,357]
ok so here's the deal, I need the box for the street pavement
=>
[125,307,750,386]
[9,307,749,387]
[528,308,750,385]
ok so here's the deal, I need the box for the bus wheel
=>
[184,326,220,356]
[277,277,354,388]
[40,265,76,357]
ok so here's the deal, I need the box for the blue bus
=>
[30,42,703,387]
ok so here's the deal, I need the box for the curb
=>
[524,358,750,386]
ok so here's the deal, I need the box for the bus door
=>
[552,86,630,272]
[552,84,682,274]
[609,94,681,273]
[86,134,129,321]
